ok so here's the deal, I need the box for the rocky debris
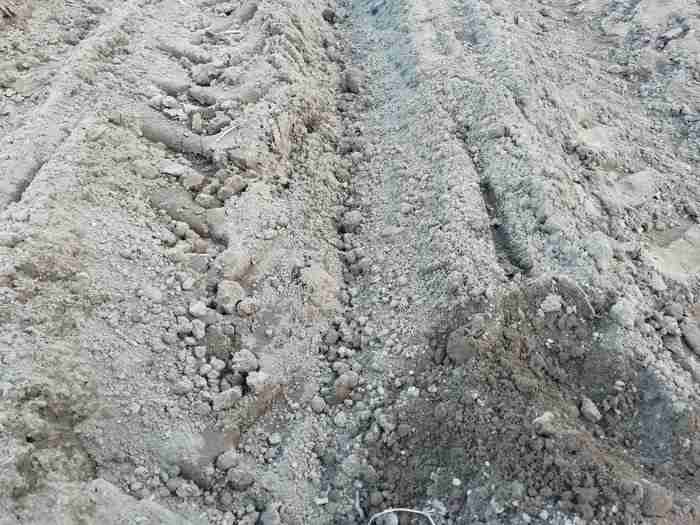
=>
[3,0,700,524]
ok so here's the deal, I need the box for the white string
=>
[367,508,437,525]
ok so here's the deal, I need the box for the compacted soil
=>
[2,1,700,524]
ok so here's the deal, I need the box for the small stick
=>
[213,125,236,144]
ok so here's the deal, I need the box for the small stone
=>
[189,300,209,318]
[259,505,282,525]
[333,411,348,427]
[227,469,255,491]
[268,433,282,446]
[216,280,246,314]
[344,67,363,94]
[218,247,252,281]
[341,210,363,232]
[641,482,673,517]
[212,387,243,411]
[334,371,360,402]
[192,319,206,339]
[132,159,159,179]
[195,193,221,209]
[322,8,336,24]
[173,377,194,394]
[210,357,227,371]
[142,285,164,303]
[237,297,257,317]
[216,450,240,471]
[230,349,259,374]
[540,294,562,313]
[217,176,248,201]
[191,113,203,134]
[681,321,700,355]
[580,396,602,423]
[162,96,179,108]
[246,371,273,396]
[174,221,189,238]
[533,411,557,437]
[160,160,187,177]
[182,171,206,191]
[610,299,636,328]
[665,302,684,319]
[311,395,326,413]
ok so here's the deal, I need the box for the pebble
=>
[227,469,255,491]
[132,159,159,179]
[268,433,282,446]
[334,371,360,401]
[142,285,164,303]
[681,321,700,355]
[173,377,194,394]
[333,411,348,427]
[533,411,557,437]
[160,160,187,177]
[230,349,259,373]
[182,171,205,190]
[344,67,363,94]
[246,371,272,396]
[216,450,240,471]
[259,506,282,525]
[218,176,248,201]
[342,210,363,232]
[212,387,243,411]
[192,319,206,339]
[237,297,257,317]
[311,395,327,413]
[217,280,246,314]
[189,300,209,318]
[218,247,252,281]
[580,396,602,423]
[192,113,204,134]
[610,299,636,328]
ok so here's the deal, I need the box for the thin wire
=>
[367,508,437,525]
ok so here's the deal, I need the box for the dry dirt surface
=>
[1,0,700,524]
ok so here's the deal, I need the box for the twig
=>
[213,125,236,144]
[355,490,366,520]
